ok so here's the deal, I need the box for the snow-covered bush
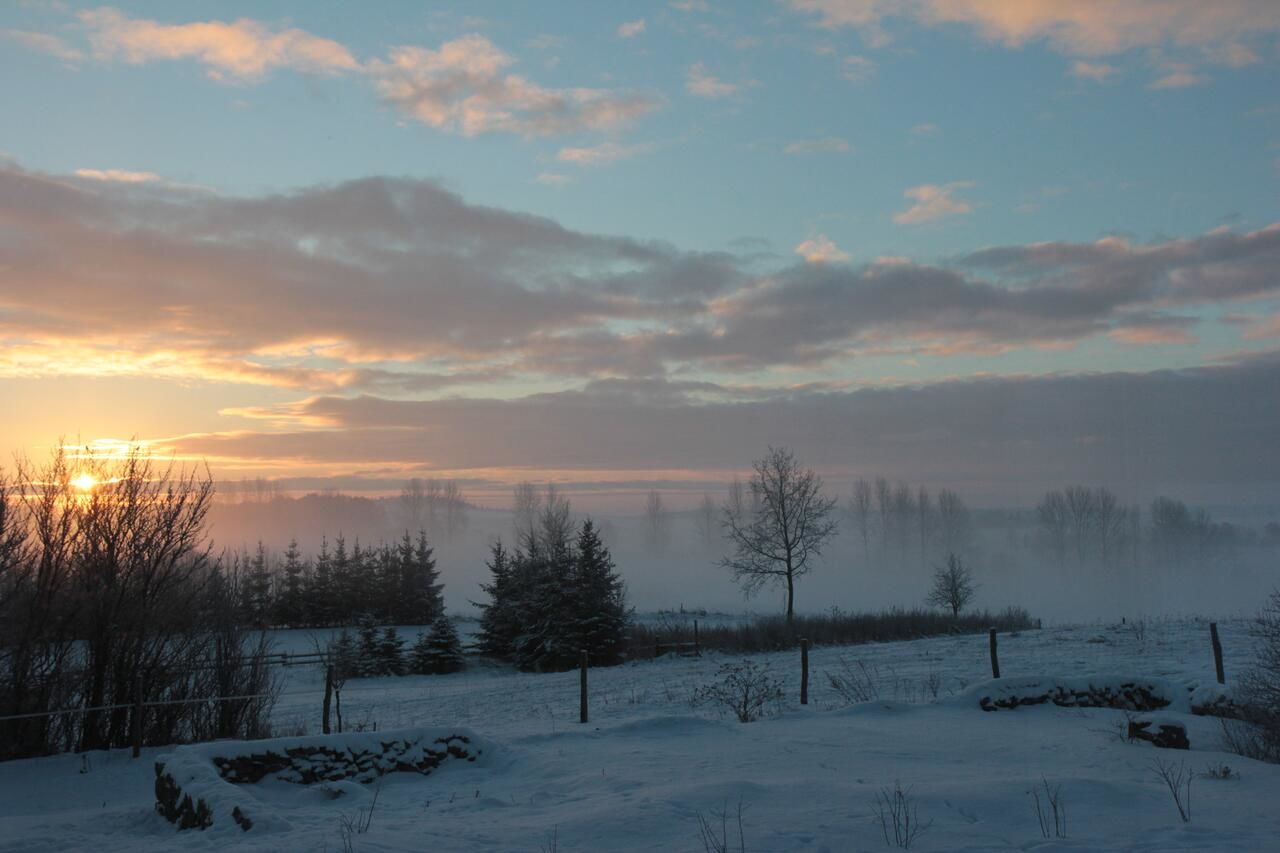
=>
[695,660,784,723]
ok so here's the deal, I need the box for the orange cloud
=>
[79,7,359,82]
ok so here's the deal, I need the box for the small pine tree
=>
[274,539,307,627]
[411,617,465,674]
[378,626,406,676]
[356,617,382,677]
[329,628,359,680]
[475,540,517,657]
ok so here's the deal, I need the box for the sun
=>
[71,473,99,492]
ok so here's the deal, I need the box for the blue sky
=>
[2,1,1279,500]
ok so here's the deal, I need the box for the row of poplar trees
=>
[475,506,629,672]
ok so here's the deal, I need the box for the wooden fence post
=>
[322,665,333,735]
[989,628,1000,679]
[131,674,143,758]
[800,638,810,705]
[579,650,589,724]
[1210,622,1225,684]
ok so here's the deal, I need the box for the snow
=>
[2,617,1278,851]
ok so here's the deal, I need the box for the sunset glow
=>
[0,1,1276,505]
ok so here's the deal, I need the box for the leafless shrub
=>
[1029,777,1066,838]
[1218,717,1278,763]
[696,800,747,853]
[1237,589,1280,762]
[1151,758,1192,823]
[828,658,881,704]
[338,783,380,851]
[696,660,784,723]
[872,781,930,849]
[1201,763,1239,780]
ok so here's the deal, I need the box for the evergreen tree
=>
[329,628,359,680]
[377,626,406,676]
[475,540,517,657]
[331,534,354,624]
[404,531,443,624]
[307,536,334,626]
[241,542,273,627]
[356,616,381,677]
[274,539,308,626]
[411,617,464,674]
[570,518,629,665]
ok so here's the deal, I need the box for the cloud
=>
[78,6,359,82]
[784,137,852,155]
[618,19,647,39]
[2,29,85,62]
[1148,61,1208,89]
[893,182,975,225]
[157,353,1280,499]
[73,168,163,183]
[910,122,939,136]
[795,235,851,264]
[1069,60,1118,81]
[556,142,653,166]
[535,172,573,186]
[787,1,1280,60]
[686,63,739,98]
[370,35,660,136]
[841,54,876,83]
[4,161,1280,392]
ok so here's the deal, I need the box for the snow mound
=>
[154,727,487,833]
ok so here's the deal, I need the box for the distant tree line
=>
[1035,486,1253,567]
[845,477,974,566]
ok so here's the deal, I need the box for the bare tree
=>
[1063,485,1097,562]
[849,479,873,559]
[917,486,934,568]
[538,484,573,550]
[442,480,468,540]
[400,478,427,532]
[891,482,916,561]
[719,447,838,624]
[644,490,670,552]
[694,493,717,546]
[935,489,972,556]
[512,481,541,539]
[926,553,977,617]
[1037,490,1070,563]
[874,477,892,551]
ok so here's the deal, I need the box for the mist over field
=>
[205,485,1280,622]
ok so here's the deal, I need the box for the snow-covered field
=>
[2,618,1278,851]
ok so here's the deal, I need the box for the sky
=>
[2,0,1279,508]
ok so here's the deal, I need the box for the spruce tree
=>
[356,616,381,677]
[404,531,443,624]
[571,518,629,665]
[475,540,517,657]
[377,626,406,676]
[274,539,307,626]
[410,617,465,674]
[329,628,359,680]
[307,536,334,626]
